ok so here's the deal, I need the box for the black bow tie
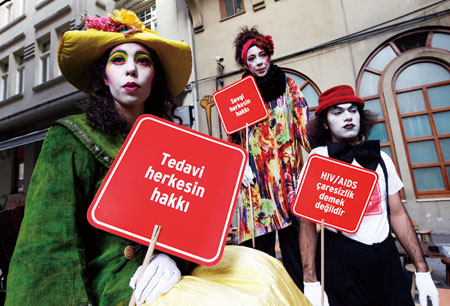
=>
[327,140,380,171]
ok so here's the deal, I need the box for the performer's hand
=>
[242,163,255,188]
[129,254,181,305]
[415,271,439,306]
[303,282,330,306]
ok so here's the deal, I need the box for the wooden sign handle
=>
[129,225,162,306]
[321,219,325,306]
[245,124,255,248]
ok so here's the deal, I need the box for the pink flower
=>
[83,10,145,35]
[84,16,122,32]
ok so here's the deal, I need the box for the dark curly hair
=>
[83,46,176,136]
[233,26,271,69]
[307,104,378,148]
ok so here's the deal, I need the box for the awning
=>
[0,129,48,151]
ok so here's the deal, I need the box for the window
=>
[357,28,450,198]
[137,4,157,31]
[39,38,50,83]
[0,2,12,27]
[0,58,8,101]
[393,61,450,195]
[220,0,244,20]
[56,24,70,76]
[282,68,321,116]
[5,2,12,23]
[15,51,24,94]
[0,0,25,26]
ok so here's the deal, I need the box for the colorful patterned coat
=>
[236,76,311,243]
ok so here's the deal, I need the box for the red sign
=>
[213,75,268,134]
[87,115,247,266]
[291,154,378,234]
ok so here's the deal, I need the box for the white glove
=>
[303,282,330,306]
[242,163,255,188]
[415,271,439,306]
[130,254,181,305]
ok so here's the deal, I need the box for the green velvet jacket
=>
[5,114,191,305]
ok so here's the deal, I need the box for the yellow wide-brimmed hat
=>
[58,9,192,97]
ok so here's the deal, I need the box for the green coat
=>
[6,114,190,305]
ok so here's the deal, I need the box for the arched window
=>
[359,43,399,158]
[357,28,450,198]
[393,61,450,195]
[282,68,321,114]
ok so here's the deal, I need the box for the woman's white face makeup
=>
[326,103,361,145]
[104,42,154,111]
[246,45,270,78]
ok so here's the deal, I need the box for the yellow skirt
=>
[151,245,311,306]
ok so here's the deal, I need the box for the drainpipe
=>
[186,7,200,131]
[215,61,224,139]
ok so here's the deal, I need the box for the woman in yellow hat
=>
[5,9,193,306]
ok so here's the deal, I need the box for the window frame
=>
[15,51,25,95]
[39,37,51,84]
[392,59,450,197]
[282,67,321,114]
[356,27,450,199]
[56,24,70,76]
[5,2,13,23]
[0,0,25,27]
[0,58,9,101]
[137,2,157,31]
[219,0,245,21]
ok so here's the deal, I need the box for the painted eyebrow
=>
[109,50,127,56]
[108,50,128,60]
[135,50,151,57]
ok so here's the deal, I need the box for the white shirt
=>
[305,146,404,245]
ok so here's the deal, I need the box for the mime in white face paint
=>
[245,45,270,78]
[326,103,361,145]
[104,42,154,124]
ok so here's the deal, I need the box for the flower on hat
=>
[109,9,145,33]
[84,9,145,35]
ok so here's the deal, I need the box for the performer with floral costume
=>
[231,26,311,290]
[6,11,311,306]
[299,85,439,306]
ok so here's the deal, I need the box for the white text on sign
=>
[144,152,207,213]
[229,93,251,117]
[314,171,359,217]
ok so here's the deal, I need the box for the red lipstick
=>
[123,82,140,92]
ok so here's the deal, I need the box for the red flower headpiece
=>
[241,35,275,64]
[254,35,274,56]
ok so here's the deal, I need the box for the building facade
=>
[186,0,450,234]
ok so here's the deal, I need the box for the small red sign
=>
[87,115,247,266]
[213,75,268,134]
[291,154,378,234]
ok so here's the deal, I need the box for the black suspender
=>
[379,156,389,215]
